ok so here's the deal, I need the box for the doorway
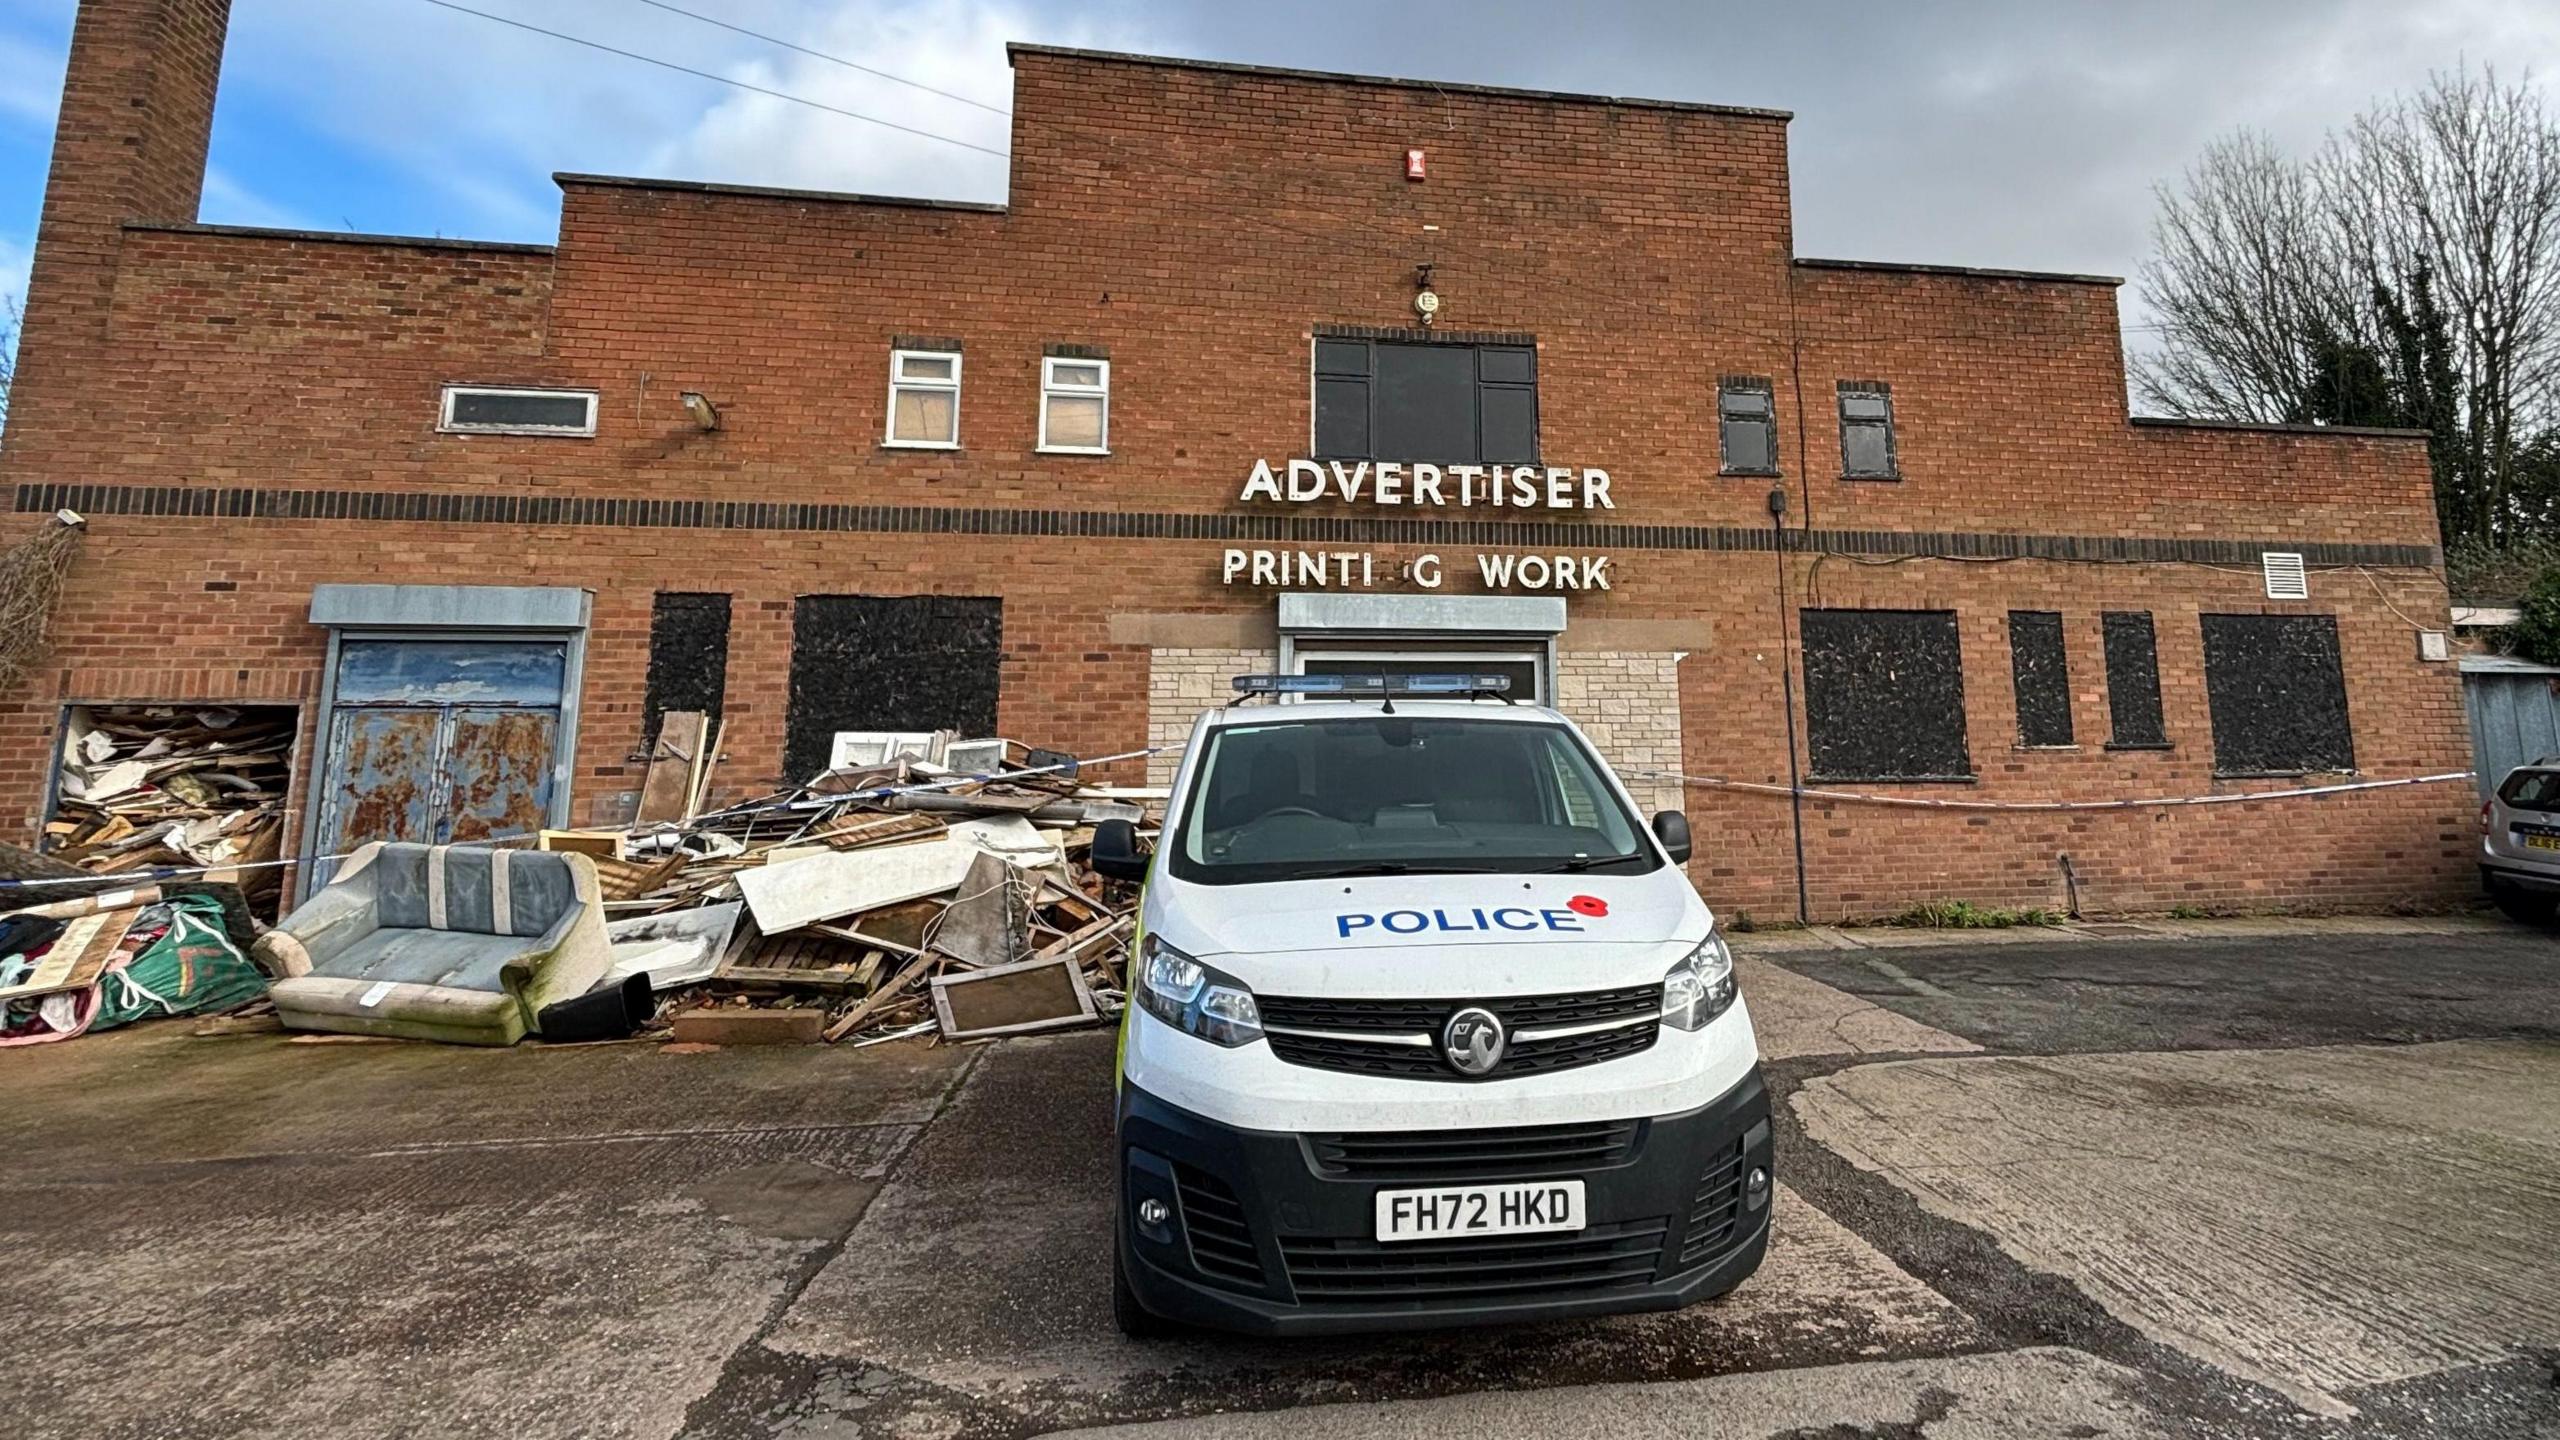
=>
[308,637,570,889]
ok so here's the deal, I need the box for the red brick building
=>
[1,0,2475,921]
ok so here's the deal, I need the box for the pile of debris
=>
[565,718,1153,1047]
[44,706,293,911]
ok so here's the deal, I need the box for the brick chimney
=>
[9,0,230,438]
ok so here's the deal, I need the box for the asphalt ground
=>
[4,920,2556,1438]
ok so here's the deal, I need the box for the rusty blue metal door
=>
[312,639,567,887]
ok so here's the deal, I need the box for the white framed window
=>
[1038,356,1110,454]
[886,349,962,448]
[438,385,598,437]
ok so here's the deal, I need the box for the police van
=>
[1089,673,1771,1336]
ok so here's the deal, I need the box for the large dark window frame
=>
[2199,612,2356,777]
[1798,608,1976,783]
[1313,333,1539,464]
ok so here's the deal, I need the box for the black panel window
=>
[1799,609,1973,781]
[1837,380,1898,479]
[2007,611,2073,747]
[643,593,732,750]
[2101,612,2169,748]
[783,596,1002,784]
[1314,339,1537,463]
[1719,377,1778,475]
[2200,614,2355,776]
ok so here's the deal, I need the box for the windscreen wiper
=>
[1288,862,1483,882]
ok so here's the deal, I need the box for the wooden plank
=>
[539,829,628,861]
[823,950,939,1041]
[635,711,708,825]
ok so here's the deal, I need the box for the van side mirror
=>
[1651,811,1692,865]
[1090,818,1149,882]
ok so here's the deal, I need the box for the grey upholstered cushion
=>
[311,926,522,993]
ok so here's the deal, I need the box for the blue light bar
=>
[1232,674,1385,694]
[1230,673,1512,695]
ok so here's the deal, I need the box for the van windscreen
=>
[1168,716,1659,885]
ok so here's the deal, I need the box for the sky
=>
[3,0,2559,359]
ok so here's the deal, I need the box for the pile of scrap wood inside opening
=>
[44,706,294,912]
[557,725,1156,1046]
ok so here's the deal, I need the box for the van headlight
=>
[1136,935,1264,1047]
[1660,929,1737,1031]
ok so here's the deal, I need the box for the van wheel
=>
[2491,885,2560,928]
[1113,1236,1178,1340]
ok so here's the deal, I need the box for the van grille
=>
[1258,986,1661,1081]
[1174,1165,1269,1294]
[1308,1120,1639,1182]
[1280,1220,1668,1304]
[1678,1139,1751,1266]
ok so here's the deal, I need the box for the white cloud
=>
[1,233,28,302]
[0,28,67,133]
[645,2,1044,203]
[204,1,1165,242]
[200,166,315,232]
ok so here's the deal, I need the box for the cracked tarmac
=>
[4,923,2558,1438]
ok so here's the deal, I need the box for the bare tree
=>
[2132,132,2352,422]
[2134,66,2560,548]
[2325,67,2560,546]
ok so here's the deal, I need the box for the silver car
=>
[2480,762,2560,927]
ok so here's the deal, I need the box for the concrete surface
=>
[1042,1346,2177,1439]
[1735,955,1980,1061]
[1794,1040,2560,1416]
[1773,929,2560,1055]
[757,1032,1981,1418]
[0,1026,973,1440]
[9,923,2560,1439]
[1731,912,2513,955]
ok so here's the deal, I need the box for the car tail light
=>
[2481,798,2494,833]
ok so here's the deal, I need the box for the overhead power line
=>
[623,0,1011,118]
[413,0,1008,159]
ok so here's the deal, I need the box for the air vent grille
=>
[2262,552,2309,600]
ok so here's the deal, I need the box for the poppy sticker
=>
[1567,895,1609,918]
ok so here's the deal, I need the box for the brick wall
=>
[0,15,2471,920]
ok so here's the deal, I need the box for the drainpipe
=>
[1770,485,1811,926]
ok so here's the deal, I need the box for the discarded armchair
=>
[259,843,610,1046]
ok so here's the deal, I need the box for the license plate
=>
[2526,834,2560,852]
[1375,1180,1586,1243]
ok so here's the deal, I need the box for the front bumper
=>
[1117,1067,1773,1336]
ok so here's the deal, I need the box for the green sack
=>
[88,894,267,1032]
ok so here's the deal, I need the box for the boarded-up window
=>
[2102,612,2169,748]
[2200,613,2354,776]
[2007,611,2072,747]
[1799,609,1972,780]
[644,593,731,750]
[783,595,1002,784]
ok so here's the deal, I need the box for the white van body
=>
[1110,692,1771,1335]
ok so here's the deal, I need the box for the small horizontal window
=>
[439,385,597,437]
[887,348,962,448]
[1039,356,1109,453]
